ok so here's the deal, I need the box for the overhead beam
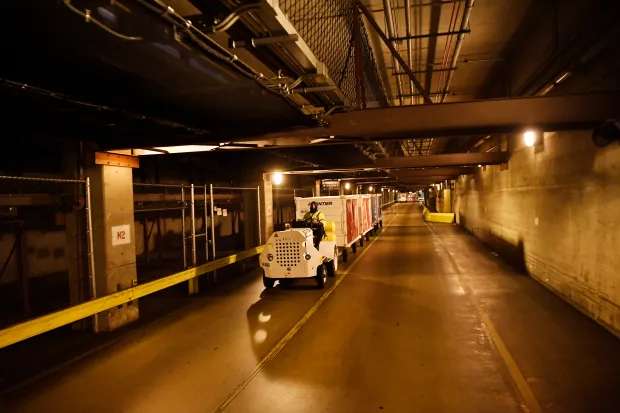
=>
[368,152,507,169]
[282,154,504,175]
[238,92,620,142]
[356,177,459,185]
[343,167,476,179]
[391,167,476,177]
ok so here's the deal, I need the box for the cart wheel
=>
[360,237,364,247]
[380,220,383,228]
[263,275,275,288]
[342,248,349,262]
[352,243,357,253]
[315,265,327,288]
[365,232,370,241]
[326,260,336,277]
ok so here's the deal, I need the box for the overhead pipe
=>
[405,0,413,105]
[392,29,471,41]
[440,0,474,102]
[356,0,432,104]
[382,0,404,106]
[290,86,338,94]
[229,34,298,48]
[393,67,457,75]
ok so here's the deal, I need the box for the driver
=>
[303,201,326,225]
[303,201,326,248]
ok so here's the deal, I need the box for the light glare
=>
[272,172,283,185]
[524,131,536,147]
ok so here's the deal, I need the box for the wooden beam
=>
[95,152,139,168]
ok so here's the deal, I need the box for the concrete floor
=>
[2,204,620,413]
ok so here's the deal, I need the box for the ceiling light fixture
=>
[272,172,283,185]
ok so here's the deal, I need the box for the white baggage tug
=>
[259,221,339,289]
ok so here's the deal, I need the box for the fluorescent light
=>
[539,84,554,96]
[310,138,329,144]
[154,145,218,154]
[555,72,571,84]
[272,172,283,185]
[524,130,536,147]
[131,149,164,156]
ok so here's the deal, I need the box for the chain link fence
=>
[210,186,261,258]
[280,0,389,108]
[133,184,262,282]
[133,183,191,281]
[0,176,93,329]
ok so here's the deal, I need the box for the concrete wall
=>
[455,131,620,336]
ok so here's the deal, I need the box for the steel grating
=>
[280,0,389,108]
[401,138,434,156]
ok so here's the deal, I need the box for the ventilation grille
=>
[276,240,301,267]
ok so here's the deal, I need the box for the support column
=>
[87,151,139,332]
[261,174,274,242]
[442,188,452,213]
[315,179,321,197]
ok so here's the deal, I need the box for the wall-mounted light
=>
[524,130,537,147]
[369,186,373,192]
[272,172,283,185]
[345,182,351,190]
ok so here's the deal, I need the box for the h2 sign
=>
[111,224,131,246]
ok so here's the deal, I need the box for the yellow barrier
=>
[422,206,455,223]
[0,245,264,350]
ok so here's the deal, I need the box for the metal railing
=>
[0,245,264,350]
[0,177,265,348]
[133,183,262,282]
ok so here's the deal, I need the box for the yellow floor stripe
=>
[424,221,543,413]
[213,213,400,413]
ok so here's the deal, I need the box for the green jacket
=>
[303,210,326,224]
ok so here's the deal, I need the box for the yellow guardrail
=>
[0,245,264,350]
[422,206,455,224]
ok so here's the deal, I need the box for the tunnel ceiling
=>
[2,0,620,166]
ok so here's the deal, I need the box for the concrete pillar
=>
[87,152,139,332]
[261,174,274,242]
[315,179,321,197]
[442,189,452,213]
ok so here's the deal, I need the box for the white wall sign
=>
[217,208,222,216]
[111,224,131,246]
